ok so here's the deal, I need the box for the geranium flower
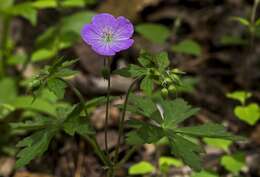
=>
[81,13,134,56]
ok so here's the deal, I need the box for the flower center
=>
[102,29,114,43]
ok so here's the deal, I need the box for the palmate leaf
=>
[126,122,164,145]
[47,78,67,99]
[15,128,58,168]
[175,123,241,140]
[140,75,153,95]
[161,98,200,128]
[63,104,94,136]
[167,132,203,171]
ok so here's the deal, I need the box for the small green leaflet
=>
[129,161,155,175]
[114,64,147,78]
[136,23,171,43]
[220,152,245,173]
[159,156,183,173]
[203,138,232,151]
[172,39,202,56]
[226,91,252,105]
[15,128,58,168]
[168,133,203,171]
[140,75,153,95]
[230,16,251,27]
[47,78,67,99]
[191,170,219,177]
[234,103,260,125]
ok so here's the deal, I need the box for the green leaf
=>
[129,161,155,175]
[159,156,184,169]
[203,138,232,151]
[61,0,85,7]
[36,11,95,51]
[234,103,260,125]
[175,123,238,140]
[8,96,57,117]
[161,98,199,128]
[5,3,37,25]
[47,78,67,99]
[136,23,171,43]
[226,91,252,105]
[32,0,57,9]
[255,18,260,26]
[0,0,14,10]
[15,128,57,168]
[114,64,147,77]
[128,95,158,119]
[191,170,219,177]
[172,39,202,56]
[63,104,94,136]
[0,78,17,103]
[137,51,152,67]
[220,153,245,173]
[31,49,56,62]
[154,52,170,70]
[231,17,251,26]
[168,133,203,171]
[220,35,247,46]
[140,76,153,95]
[127,123,164,145]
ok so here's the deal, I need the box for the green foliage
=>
[191,170,219,177]
[234,103,260,125]
[203,138,232,151]
[129,161,155,175]
[220,153,245,173]
[226,91,252,105]
[15,128,58,168]
[231,17,251,27]
[159,156,183,174]
[115,51,185,96]
[0,77,17,103]
[136,23,171,43]
[125,94,238,171]
[220,35,247,46]
[34,11,95,62]
[172,39,202,56]
[1,2,37,25]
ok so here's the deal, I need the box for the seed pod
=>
[168,85,177,94]
[161,88,169,98]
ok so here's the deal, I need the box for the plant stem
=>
[114,78,138,163]
[116,145,138,168]
[104,57,112,155]
[0,16,10,78]
[60,78,111,167]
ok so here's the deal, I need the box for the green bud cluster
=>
[150,68,185,98]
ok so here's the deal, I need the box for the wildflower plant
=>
[12,13,242,177]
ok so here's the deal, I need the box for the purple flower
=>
[81,13,134,56]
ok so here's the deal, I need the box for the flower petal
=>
[114,16,134,40]
[92,13,117,30]
[91,41,116,56]
[111,39,134,52]
[81,24,101,45]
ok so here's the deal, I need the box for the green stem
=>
[114,78,138,163]
[0,16,10,78]
[116,145,138,168]
[60,78,112,167]
[104,58,112,155]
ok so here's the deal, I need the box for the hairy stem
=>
[104,58,112,155]
[114,78,138,163]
